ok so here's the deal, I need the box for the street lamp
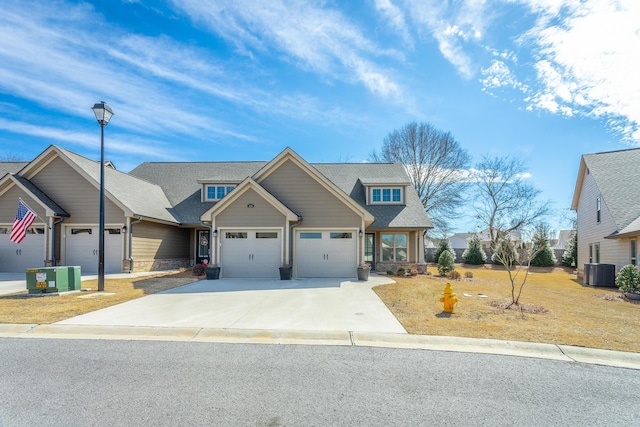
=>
[92,101,114,292]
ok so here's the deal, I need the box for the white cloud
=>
[0,1,376,155]
[374,0,414,46]
[520,0,640,142]
[402,0,490,79]
[481,60,526,92]
[171,0,404,99]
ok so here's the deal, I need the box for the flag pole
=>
[17,197,37,215]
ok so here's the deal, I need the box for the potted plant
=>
[357,263,370,281]
[616,264,640,300]
[279,263,292,280]
[205,265,220,280]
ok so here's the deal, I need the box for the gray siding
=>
[576,170,629,273]
[260,159,361,228]
[0,186,47,225]
[216,188,286,227]
[132,221,190,260]
[29,157,123,224]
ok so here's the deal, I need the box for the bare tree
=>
[492,232,545,307]
[0,152,27,162]
[472,156,551,249]
[370,122,470,236]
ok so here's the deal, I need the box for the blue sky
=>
[1,0,638,235]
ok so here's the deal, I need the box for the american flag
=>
[9,201,37,244]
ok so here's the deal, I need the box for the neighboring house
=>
[552,230,575,250]
[448,232,473,250]
[571,148,640,275]
[0,146,431,278]
[448,229,522,250]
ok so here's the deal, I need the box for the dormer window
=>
[205,185,235,201]
[370,187,403,204]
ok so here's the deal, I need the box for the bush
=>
[616,264,640,293]
[192,264,205,276]
[492,237,518,267]
[562,231,577,267]
[530,225,557,267]
[433,239,456,263]
[397,267,406,276]
[462,235,487,265]
[465,271,473,278]
[447,270,461,280]
[387,270,395,275]
[437,250,455,276]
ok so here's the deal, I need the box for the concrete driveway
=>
[56,275,406,333]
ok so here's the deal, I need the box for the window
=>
[381,233,407,262]
[631,240,637,266]
[256,232,278,239]
[589,244,593,263]
[225,232,247,239]
[300,232,321,239]
[71,228,92,235]
[596,196,601,223]
[330,232,352,239]
[595,243,600,263]
[370,187,402,204]
[205,185,235,201]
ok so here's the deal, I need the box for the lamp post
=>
[91,101,113,292]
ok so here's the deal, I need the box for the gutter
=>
[51,217,65,266]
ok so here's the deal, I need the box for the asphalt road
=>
[1,338,638,426]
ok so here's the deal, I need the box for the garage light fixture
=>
[92,101,114,292]
[359,230,363,237]
[213,230,218,237]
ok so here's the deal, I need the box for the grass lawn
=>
[0,271,200,324]
[373,264,640,353]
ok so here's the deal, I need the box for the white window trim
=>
[368,186,404,205]
[381,233,408,262]
[203,184,236,202]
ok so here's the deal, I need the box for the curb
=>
[1,323,638,370]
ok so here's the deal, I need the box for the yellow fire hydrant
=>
[440,283,459,313]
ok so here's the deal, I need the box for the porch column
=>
[417,231,425,263]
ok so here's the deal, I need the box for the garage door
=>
[296,230,357,278]
[66,227,122,274]
[0,227,46,272]
[220,230,281,278]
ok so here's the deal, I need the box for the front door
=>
[197,230,210,264]
[365,233,375,270]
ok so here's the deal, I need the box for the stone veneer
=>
[123,258,191,273]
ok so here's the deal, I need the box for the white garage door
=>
[0,227,46,272]
[66,227,122,274]
[296,230,357,278]
[221,230,281,278]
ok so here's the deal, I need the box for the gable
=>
[215,188,288,228]
[28,156,124,224]
[573,149,640,232]
[0,185,46,225]
[259,158,362,228]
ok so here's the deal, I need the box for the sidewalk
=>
[0,271,176,296]
[1,323,639,370]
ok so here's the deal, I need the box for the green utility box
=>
[26,266,81,294]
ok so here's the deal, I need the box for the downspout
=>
[128,217,142,273]
[288,216,302,266]
[51,217,65,266]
